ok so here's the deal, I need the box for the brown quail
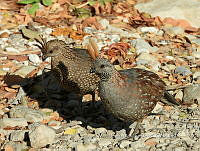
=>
[91,57,180,136]
[40,39,100,105]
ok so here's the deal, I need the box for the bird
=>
[39,38,100,108]
[90,57,180,137]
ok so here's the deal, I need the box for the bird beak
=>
[90,67,96,73]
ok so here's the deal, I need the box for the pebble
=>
[28,54,41,64]
[10,130,27,142]
[140,27,159,34]
[5,47,20,53]
[175,90,183,102]
[75,143,97,151]
[175,66,192,76]
[14,66,37,78]
[0,118,28,128]
[163,26,185,35]
[98,138,112,148]
[10,106,45,123]
[99,19,110,29]
[192,51,200,59]
[120,140,132,148]
[183,84,200,104]
[29,124,56,148]
[131,39,158,55]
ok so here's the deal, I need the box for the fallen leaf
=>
[64,128,78,135]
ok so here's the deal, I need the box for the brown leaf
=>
[7,55,28,62]
[4,87,17,93]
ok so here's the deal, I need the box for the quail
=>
[40,39,100,106]
[91,57,180,136]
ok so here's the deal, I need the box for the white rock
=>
[98,139,112,147]
[135,0,200,28]
[28,54,41,64]
[140,27,159,34]
[5,47,20,53]
[29,124,56,148]
[192,51,200,59]
[0,118,28,128]
[14,66,37,78]
[75,143,97,151]
[99,19,110,29]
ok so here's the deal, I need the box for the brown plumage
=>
[91,57,180,128]
[39,39,100,102]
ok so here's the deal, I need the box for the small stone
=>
[192,51,200,59]
[14,66,37,78]
[75,143,97,151]
[99,19,110,29]
[0,118,28,128]
[10,130,27,142]
[191,38,200,45]
[175,66,192,76]
[115,129,127,140]
[5,47,20,53]
[131,39,158,55]
[28,54,41,64]
[163,26,185,35]
[10,106,45,123]
[98,138,112,147]
[95,127,107,137]
[108,34,120,43]
[83,27,97,34]
[120,140,132,148]
[183,84,200,104]
[140,27,159,34]
[175,90,183,102]
[29,124,56,148]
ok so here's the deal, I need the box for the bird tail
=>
[162,91,180,106]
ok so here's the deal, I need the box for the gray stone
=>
[3,141,27,151]
[120,140,132,148]
[192,51,200,59]
[175,66,192,76]
[95,128,107,137]
[136,53,161,71]
[28,54,41,64]
[99,19,110,29]
[131,39,158,55]
[98,138,112,147]
[83,27,97,34]
[5,47,20,53]
[183,84,200,104]
[163,26,185,35]
[135,0,200,28]
[75,143,97,151]
[29,124,56,148]
[14,66,37,78]
[191,38,200,45]
[109,34,120,43]
[10,130,27,142]
[175,90,183,101]
[115,129,127,140]
[140,27,159,34]
[0,118,28,128]
[10,106,45,123]
[8,87,26,105]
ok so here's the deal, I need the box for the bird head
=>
[91,57,116,81]
[40,39,67,60]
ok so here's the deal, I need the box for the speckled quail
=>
[91,57,179,131]
[40,39,100,104]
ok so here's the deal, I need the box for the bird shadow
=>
[3,71,130,133]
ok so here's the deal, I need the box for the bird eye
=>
[49,50,53,53]
[100,65,105,68]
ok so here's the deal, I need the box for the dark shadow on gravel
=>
[3,72,131,133]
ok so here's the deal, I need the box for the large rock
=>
[0,118,28,128]
[135,0,200,28]
[29,124,56,148]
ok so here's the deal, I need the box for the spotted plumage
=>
[41,39,100,100]
[91,57,179,122]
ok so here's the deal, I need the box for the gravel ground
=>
[0,21,200,150]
